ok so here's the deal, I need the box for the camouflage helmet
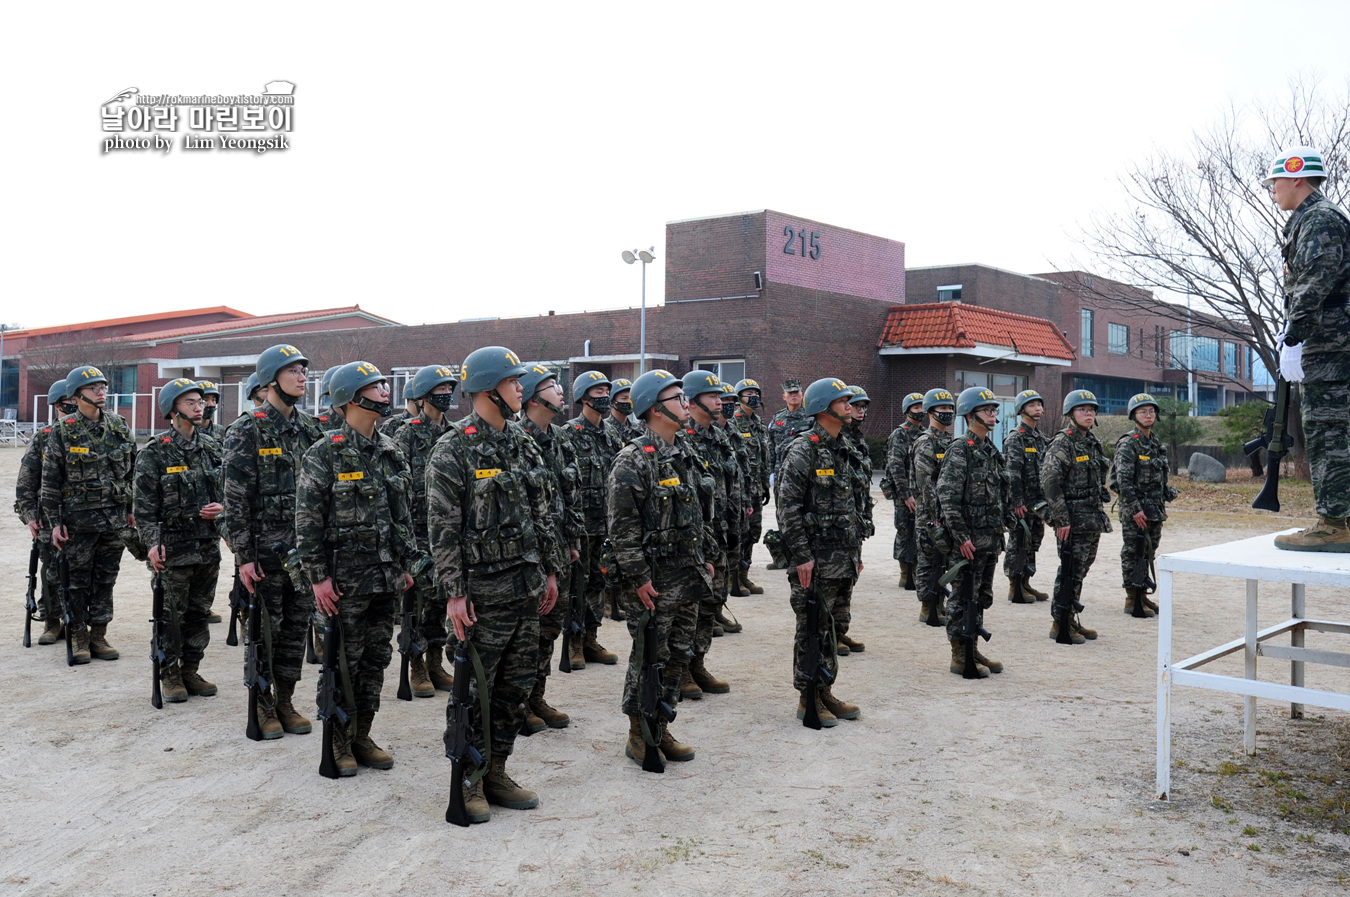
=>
[848,385,870,404]
[1062,389,1099,416]
[244,372,263,401]
[629,369,680,419]
[803,377,851,416]
[922,388,955,412]
[329,361,387,407]
[682,369,723,400]
[255,344,308,388]
[610,377,633,397]
[158,377,204,420]
[902,391,925,413]
[518,363,559,401]
[719,382,738,408]
[65,365,109,391]
[734,378,762,396]
[572,370,612,404]
[407,364,458,400]
[46,379,69,406]
[1126,393,1159,419]
[956,386,999,417]
[318,367,339,410]
[461,347,527,394]
[1013,389,1044,415]
[197,380,220,398]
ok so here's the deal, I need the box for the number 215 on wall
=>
[783,226,822,260]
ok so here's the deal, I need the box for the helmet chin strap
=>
[535,396,565,416]
[274,382,302,407]
[488,389,514,420]
[174,410,203,428]
[656,403,686,427]
[826,408,852,425]
[353,395,393,417]
[78,392,104,410]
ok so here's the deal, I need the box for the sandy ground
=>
[1,444,1347,897]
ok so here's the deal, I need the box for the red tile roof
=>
[125,306,400,342]
[879,302,1076,361]
[7,306,252,339]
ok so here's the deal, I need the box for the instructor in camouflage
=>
[1002,389,1050,602]
[14,379,75,646]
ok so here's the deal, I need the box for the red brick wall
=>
[763,211,905,304]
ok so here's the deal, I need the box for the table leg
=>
[1291,582,1306,719]
[1244,578,1258,755]
[1156,568,1174,800]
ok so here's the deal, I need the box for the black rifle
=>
[801,578,835,730]
[899,505,918,590]
[558,555,586,673]
[1053,532,1083,644]
[444,642,485,826]
[396,579,426,701]
[59,550,77,667]
[1129,525,1156,618]
[601,538,624,621]
[305,622,319,665]
[243,571,270,740]
[959,560,991,678]
[150,568,166,709]
[225,566,245,647]
[1244,376,1292,512]
[637,608,675,770]
[1009,517,1035,603]
[24,538,39,648]
[317,611,352,779]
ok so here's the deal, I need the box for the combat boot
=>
[255,691,283,740]
[1008,578,1036,604]
[766,559,783,571]
[274,677,313,734]
[352,713,394,770]
[88,623,119,660]
[972,645,1003,673]
[159,664,188,703]
[1073,616,1099,640]
[949,639,990,677]
[625,714,652,766]
[689,653,730,694]
[918,597,933,624]
[181,662,217,696]
[712,622,724,637]
[71,627,91,664]
[528,678,569,729]
[1143,595,1160,613]
[1123,588,1154,618]
[795,692,839,727]
[567,636,586,670]
[714,606,742,633]
[521,706,546,736]
[331,724,357,776]
[897,561,913,590]
[38,618,63,646]
[1275,516,1350,553]
[426,645,454,691]
[1023,577,1049,601]
[819,686,860,720]
[658,725,695,761]
[838,632,865,653]
[484,754,539,809]
[583,628,617,664]
[740,570,764,595]
[836,639,849,656]
[1049,620,1085,645]
[207,611,222,624]
[460,772,491,823]
[679,667,703,701]
[409,656,436,698]
[728,575,749,598]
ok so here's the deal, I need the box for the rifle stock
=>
[59,551,75,667]
[1246,377,1291,513]
[444,643,485,826]
[638,608,674,770]
[151,570,166,709]
[24,538,39,648]
[396,580,425,701]
[225,567,243,647]
[960,560,991,679]
[558,555,585,674]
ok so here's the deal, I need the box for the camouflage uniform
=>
[427,411,560,759]
[882,420,922,567]
[684,420,741,653]
[40,411,135,629]
[607,432,715,716]
[1113,427,1174,589]
[523,415,582,681]
[937,431,1011,641]
[730,408,770,571]
[1281,189,1350,518]
[566,413,621,633]
[1040,424,1112,622]
[834,425,874,639]
[133,427,223,667]
[295,421,419,717]
[776,423,861,694]
[767,407,812,490]
[1002,423,1049,583]
[911,427,954,613]
[605,413,644,447]
[220,403,325,684]
[15,425,59,624]
[391,414,453,651]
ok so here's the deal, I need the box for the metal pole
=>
[1186,295,1195,416]
[639,259,647,376]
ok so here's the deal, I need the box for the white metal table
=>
[1155,529,1350,800]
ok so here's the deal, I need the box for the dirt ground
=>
[1,445,1347,897]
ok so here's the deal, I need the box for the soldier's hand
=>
[1133,511,1148,530]
[199,502,224,520]
[797,559,815,589]
[238,562,264,594]
[705,562,715,580]
[636,580,658,611]
[447,595,476,641]
[761,493,770,506]
[127,513,136,528]
[52,524,68,549]
[570,549,580,563]
[27,520,41,538]
[1014,505,1026,519]
[313,577,343,616]
[401,573,415,592]
[905,497,916,513]
[541,573,558,615]
[958,539,976,560]
[1056,525,1071,541]
[148,544,166,572]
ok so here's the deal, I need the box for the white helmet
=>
[1262,145,1326,187]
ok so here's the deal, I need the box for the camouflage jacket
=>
[911,427,954,524]
[220,402,325,568]
[881,420,922,504]
[40,411,135,532]
[1282,190,1350,381]
[524,415,584,561]
[1003,423,1049,511]
[767,407,812,474]
[606,430,717,590]
[14,424,53,529]
[1040,424,1112,533]
[937,431,1012,551]
[730,409,770,503]
[390,413,451,550]
[132,426,223,564]
[842,426,875,539]
[426,411,560,599]
[605,413,644,447]
[684,420,744,550]
[1113,426,1173,522]
[567,413,621,536]
[776,422,862,577]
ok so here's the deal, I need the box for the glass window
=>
[937,284,962,302]
[1224,342,1237,376]
[990,373,1027,395]
[1081,309,1094,357]
[1192,336,1219,372]
[694,359,745,386]
[955,370,990,392]
[1108,323,1129,355]
[0,358,16,408]
[110,364,137,395]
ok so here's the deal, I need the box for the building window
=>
[110,364,137,395]
[694,359,745,386]
[1223,342,1237,376]
[1080,309,1094,357]
[956,370,1026,395]
[937,284,962,302]
[0,358,16,408]
[1246,346,1253,380]
[1108,322,1129,355]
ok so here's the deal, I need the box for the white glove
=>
[1274,323,1288,345]
[1280,341,1304,382]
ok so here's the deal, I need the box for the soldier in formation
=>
[196,380,222,441]
[730,378,769,594]
[882,392,926,592]
[15,379,76,646]
[566,370,621,669]
[1112,393,1176,617]
[1002,389,1050,603]
[832,385,874,655]
[606,377,644,445]
[911,388,956,627]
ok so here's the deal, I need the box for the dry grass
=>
[1169,467,1317,519]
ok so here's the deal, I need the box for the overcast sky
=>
[2,0,1348,333]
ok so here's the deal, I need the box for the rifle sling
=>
[466,640,489,784]
[634,608,662,749]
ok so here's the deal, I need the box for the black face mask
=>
[934,411,955,427]
[720,401,738,418]
[428,393,455,412]
[613,400,633,416]
[56,401,77,415]
[587,396,612,415]
[353,395,393,418]
[906,409,926,424]
[202,404,217,419]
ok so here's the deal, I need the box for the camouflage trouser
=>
[252,563,316,684]
[59,528,124,627]
[451,564,542,758]
[834,580,855,637]
[536,563,569,681]
[315,590,396,715]
[1302,378,1350,518]
[892,503,916,562]
[740,504,763,570]
[1119,520,1164,590]
[619,563,701,717]
[38,536,60,621]
[579,532,608,631]
[694,551,726,655]
[1001,515,1045,580]
[414,536,449,650]
[945,552,997,642]
[915,526,948,606]
[158,559,220,666]
[1050,531,1100,621]
[788,571,850,692]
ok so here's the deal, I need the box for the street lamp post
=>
[622,247,656,375]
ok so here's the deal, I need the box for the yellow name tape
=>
[1024,447,1037,453]
[815,469,834,476]
[68,446,89,454]
[165,466,188,474]
[659,477,681,487]
[1139,455,1151,461]
[935,453,944,460]
[1075,455,1089,462]
[258,448,282,456]
[338,471,364,481]
[475,468,501,479]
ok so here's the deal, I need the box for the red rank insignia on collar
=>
[331,434,345,442]
[465,425,478,434]
[411,418,421,424]
[809,434,819,442]
[161,436,172,443]
[967,439,975,445]
[254,410,267,419]
[65,417,76,424]
[643,445,656,453]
